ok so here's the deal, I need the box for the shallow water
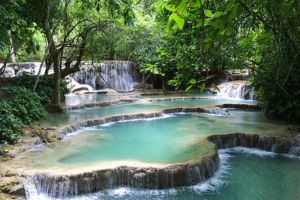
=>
[30,111,285,169]
[28,150,300,200]
[43,98,256,127]
[65,93,137,107]
[23,93,299,200]
[93,152,300,200]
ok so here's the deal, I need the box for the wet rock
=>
[134,83,153,90]
[21,126,57,143]
[207,133,294,154]
[217,104,261,111]
[0,176,25,197]
[66,99,137,111]
[30,152,219,198]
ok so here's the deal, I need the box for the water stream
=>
[218,81,255,100]
[25,149,300,200]
[70,61,137,91]
[34,111,287,169]
[43,97,256,127]
[8,65,296,199]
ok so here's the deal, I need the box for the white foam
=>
[192,150,232,193]
[61,188,177,200]
[23,178,52,200]
[64,127,100,138]
[108,187,131,197]
[24,147,300,200]
[98,113,176,127]
[221,147,276,157]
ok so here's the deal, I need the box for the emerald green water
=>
[31,111,286,168]
[71,151,300,200]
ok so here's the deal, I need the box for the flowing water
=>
[33,111,285,170]
[24,89,299,200]
[43,98,256,127]
[218,81,255,100]
[26,149,300,200]
[70,61,137,91]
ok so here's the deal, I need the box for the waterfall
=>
[65,76,94,94]
[22,153,219,199]
[218,81,255,100]
[71,61,137,92]
[0,62,51,77]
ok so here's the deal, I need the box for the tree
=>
[0,0,39,74]
[148,0,300,120]
[20,0,135,112]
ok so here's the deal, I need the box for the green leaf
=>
[204,9,213,17]
[165,4,176,12]
[212,11,223,19]
[177,0,187,13]
[188,79,197,84]
[189,0,202,8]
[230,4,239,18]
[199,83,206,93]
[204,18,212,26]
[185,85,193,92]
[166,13,185,31]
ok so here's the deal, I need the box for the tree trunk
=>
[44,55,52,76]
[8,31,16,63]
[52,57,61,106]
[43,0,63,112]
[47,51,63,112]
[162,76,167,95]
[45,47,63,112]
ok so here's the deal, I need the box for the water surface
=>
[43,98,256,127]
[32,111,286,169]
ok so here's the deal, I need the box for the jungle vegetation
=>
[0,0,299,144]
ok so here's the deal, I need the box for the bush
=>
[0,87,48,123]
[0,86,48,144]
[1,74,69,105]
[0,100,22,143]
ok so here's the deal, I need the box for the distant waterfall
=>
[71,61,138,92]
[218,81,255,100]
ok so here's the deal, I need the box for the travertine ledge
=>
[2,107,298,199]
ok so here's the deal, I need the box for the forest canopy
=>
[0,0,299,121]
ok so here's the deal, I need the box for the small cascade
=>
[289,134,300,156]
[0,62,52,77]
[65,76,94,94]
[71,61,138,92]
[23,154,219,199]
[218,81,255,100]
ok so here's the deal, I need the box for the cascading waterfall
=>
[0,62,52,77]
[23,154,219,199]
[218,81,255,100]
[1,61,137,92]
[71,61,137,92]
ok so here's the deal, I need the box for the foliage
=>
[84,2,162,63]
[0,86,48,143]
[0,0,40,62]
[0,100,22,143]
[140,0,239,91]
[146,0,300,120]
[1,0,299,121]
[3,74,69,105]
